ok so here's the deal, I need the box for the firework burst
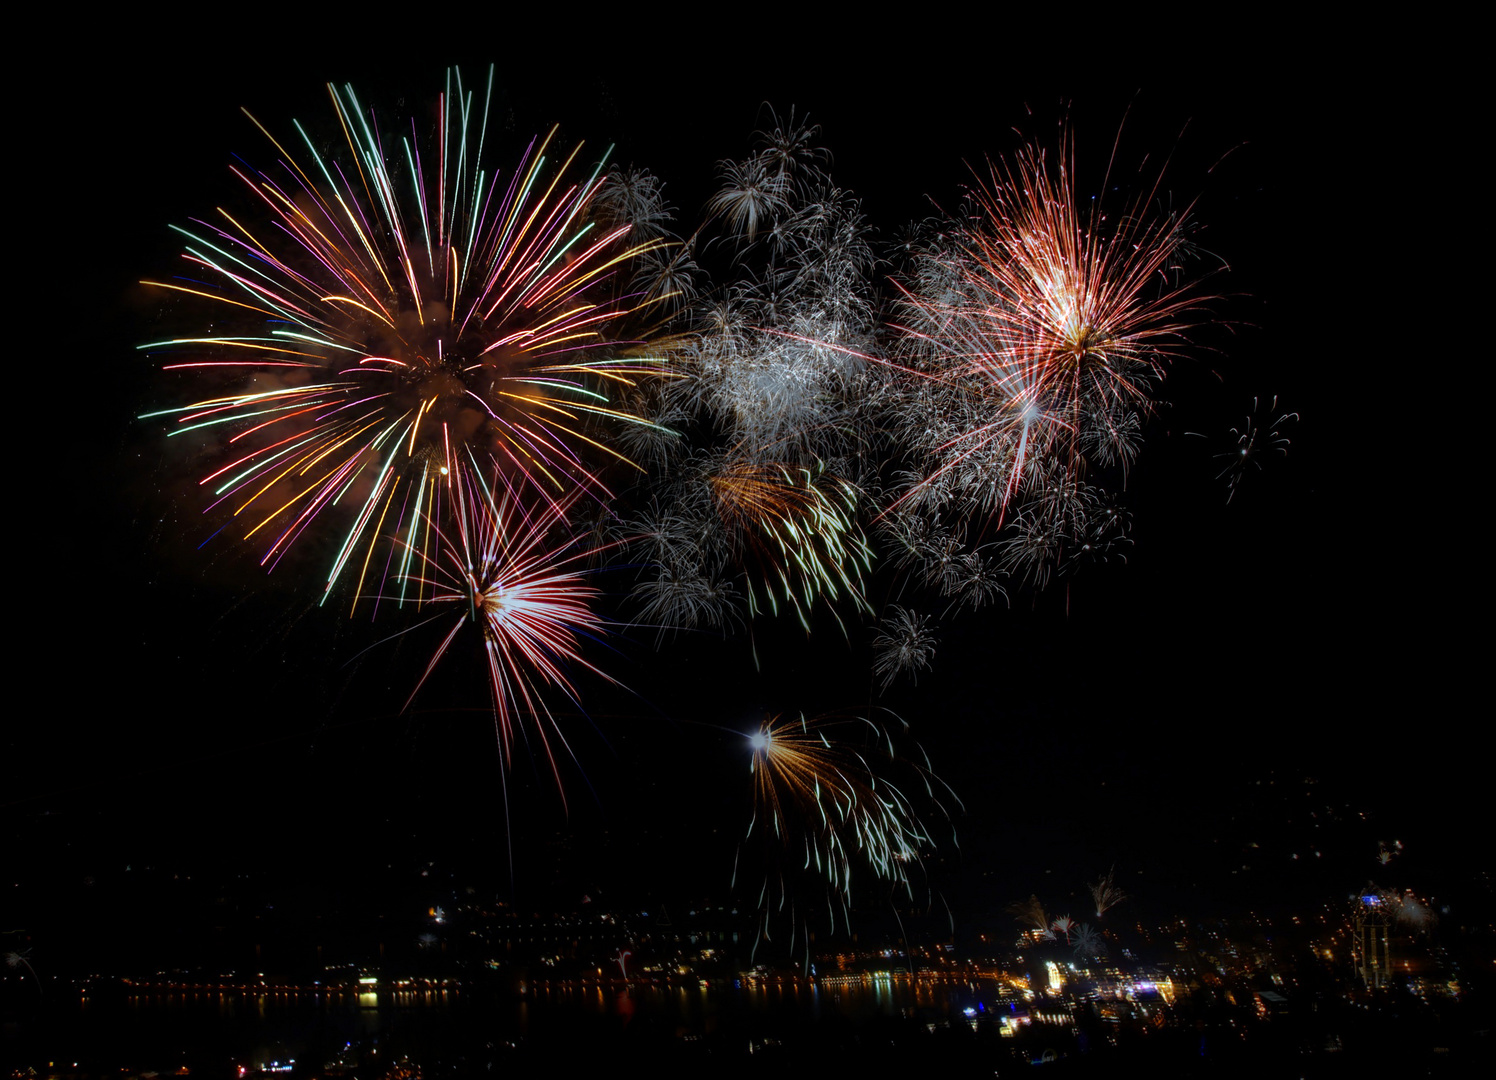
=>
[708,457,872,630]
[739,711,957,958]
[871,605,937,691]
[878,128,1217,608]
[389,477,612,809]
[1007,894,1050,935]
[142,68,669,603]
[1072,923,1106,959]
[897,132,1211,503]
[1215,395,1297,502]
[1090,865,1128,917]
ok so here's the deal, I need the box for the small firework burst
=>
[709,458,872,629]
[871,605,937,690]
[1216,395,1297,502]
[1008,894,1049,934]
[390,480,612,807]
[1072,923,1106,958]
[1090,865,1128,917]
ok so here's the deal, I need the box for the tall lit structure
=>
[1045,960,1063,993]
[1353,893,1392,989]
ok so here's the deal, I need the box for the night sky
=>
[14,24,1471,970]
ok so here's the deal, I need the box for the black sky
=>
[14,21,1470,945]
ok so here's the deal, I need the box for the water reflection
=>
[6,977,1008,1071]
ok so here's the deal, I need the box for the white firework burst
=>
[872,605,937,691]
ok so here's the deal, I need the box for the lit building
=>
[1353,894,1392,989]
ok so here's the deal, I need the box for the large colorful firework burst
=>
[141,68,670,605]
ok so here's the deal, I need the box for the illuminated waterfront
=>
[5,972,1028,1077]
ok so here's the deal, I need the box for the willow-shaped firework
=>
[142,68,668,605]
[741,711,957,958]
[1090,865,1128,917]
[709,458,872,630]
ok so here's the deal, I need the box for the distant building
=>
[1353,895,1392,988]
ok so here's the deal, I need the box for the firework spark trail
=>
[1090,865,1128,917]
[741,712,958,951]
[142,67,671,605]
[389,475,615,812]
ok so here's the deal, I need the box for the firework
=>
[1050,914,1077,944]
[899,132,1209,497]
[1089,865,1128,917]
[1360,882,1437,933]
[708,457,872,630]
[706,156,792,244]
[142,68,668,603]
[1390,891,1437,933]
[389,476,611,807]
[1071,923,1106,958]
[871,605,937,690]
[630,561,743,642]
[4,950,37,984]
[622,452,872,638]
[1007,893,1049,934]
[1215,395,1297,502]
[740,711,957,957]
[883,128,1214,593]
